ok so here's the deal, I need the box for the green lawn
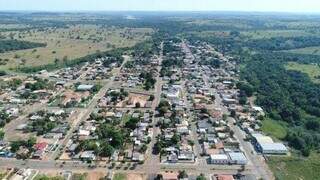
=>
[261,118,287,140]
[285,62,320,83]
[268,152,320,180]
[113,173,126,180]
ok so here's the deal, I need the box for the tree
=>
[196,174,206,180]
[100,143,114,157]
[188,140,195,147]
[62,56,68,64]
[178,170,188,179]
[0,130,4,139]
[230,130,235,138]
[239,96,247,105]
[230,110,236,118]
[135,102,141,108]
[125,117,139,130]
[139,144,148,153]
[149,95,155,101]
[54,58,60,65]
[223,114,228,121]
[171,133,180,145]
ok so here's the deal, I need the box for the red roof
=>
[34,142,48,150]
[216,175,235,180]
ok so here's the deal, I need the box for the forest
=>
[0,40,46,53]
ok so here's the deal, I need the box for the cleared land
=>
[261,118,287,140]
[285,62,320,83]
[0,25,153,70]
[268,152,320,180]
[285,46,320,55]
[241,30,318,39]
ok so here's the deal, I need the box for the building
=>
[252,133,288,154]
[259,143,288,154]
[228,152,247,165]
[77,84,94,91]
[213,174,235,180]
[80,151,96,161]
[209,154,229,164]
[161,172,178,180]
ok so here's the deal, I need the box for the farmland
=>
[0,25,153,71]
[285,61,320,83]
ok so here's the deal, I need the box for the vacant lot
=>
[268,152,320,180]
[285,62,320,83]
[0,25,153,70]
[261,118,287,140]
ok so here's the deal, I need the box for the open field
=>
[0,25,153,70]
[285,46,320,55]
[261,118,287,140]
[113,173,126,180]
[241,30,318,39]
[268,152,320,180]
[285,61,320,83]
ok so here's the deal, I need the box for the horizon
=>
[1,0,320,13]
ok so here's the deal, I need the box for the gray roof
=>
[77,84,94,91]
[228,152,247,162]
[260,143,287,151]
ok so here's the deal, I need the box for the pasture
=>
[0,25,153,70]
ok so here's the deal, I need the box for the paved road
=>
[143,42,163,174]
[202,44,274,180]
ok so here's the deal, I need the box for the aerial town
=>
[1,3,320,179]
[0,37,289,180]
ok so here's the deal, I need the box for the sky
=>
[0,0,320,13]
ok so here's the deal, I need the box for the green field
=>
[285,62,320,83]
[261,118,287,140]
[241,30,317,39]
[285,46,320,55]
[113,173,126,180]
[268,152,320,180]
[0,25,153,71]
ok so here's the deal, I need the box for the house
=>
[213,174,235,180]
[222,98,236,105]
[209,154,229,164]
[132,152,144,162]
[78,129,90,136]
[161,172,178,180]
[77,84,94,91]
[178,151,195,162]
[176,126,189,135]
[168,153,178,163]
[80,151,96,161]
[16,147,30,159]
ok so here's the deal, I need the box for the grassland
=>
[261,118,287,140]
[285,62,320,83]
[241,30,318,39]
[113,173,126,180]
[268,152,320,180]
[0,25,153,71]
[285,46,320,55]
